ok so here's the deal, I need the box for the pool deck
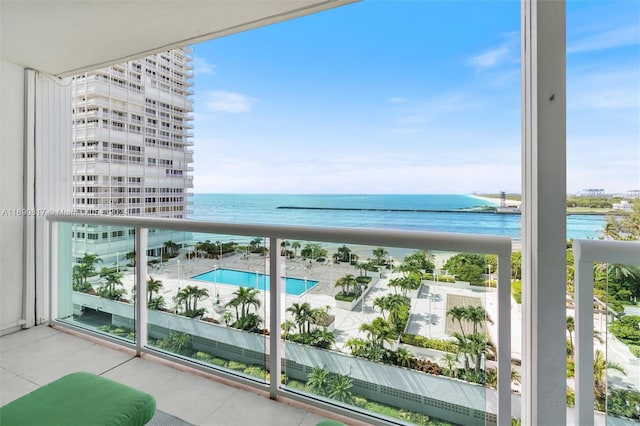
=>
[118,250,511,359]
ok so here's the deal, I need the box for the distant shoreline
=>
[468,194,522,207]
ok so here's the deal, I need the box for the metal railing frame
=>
[48,214,513,425]
[572,239,640,426]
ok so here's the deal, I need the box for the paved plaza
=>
[119,250,504,358]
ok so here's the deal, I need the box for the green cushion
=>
[316,421,347,426]
[0,372,156,426]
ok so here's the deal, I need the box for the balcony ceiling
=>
[0,0,357,77]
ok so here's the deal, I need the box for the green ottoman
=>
[316,420,347,426]
[0,372,156,426]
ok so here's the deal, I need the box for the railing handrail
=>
[46,214,512,255]
[573,239,640,265]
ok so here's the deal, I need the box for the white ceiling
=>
[0,0,357,77]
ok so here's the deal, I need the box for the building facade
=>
[71,48,194,262]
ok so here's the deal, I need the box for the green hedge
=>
[400,334,457,353]
[335,292,357,302]
[470,280,496,288]
[629,345,640,358]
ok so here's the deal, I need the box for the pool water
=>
[192,268,318,296]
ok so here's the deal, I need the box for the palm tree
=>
[249,238,262,252]
[465,305,493,334]
[125,250,136,266]
[440,353,459,377]
[372,247,389,266]
[186,285,209,313]
[328,374,353,403]
[447,306,469,338]
[467,332,489,375]
[163,240,179,257]
[394,347,412,367]
[74,253,102,286]
[334,245,351,262]
[146,277,165,310]
[97,267,125,300]
[175,285,209,316]
[287,302,312,336]
[373,296,391,320]
[146,277,163,304]
[227,287,261,320]
[334,274,357,296]
[311,328,335,349]
[594,349,626,395]
[451,332,471,373]
[566,316,575,358]
[360,317,395,349]
[281,320,295,339]
[306,367,330,396]
[386,294,409,332]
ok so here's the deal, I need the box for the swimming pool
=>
[191,268,319,296]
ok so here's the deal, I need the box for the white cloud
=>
[193,57,215,75]
[204,90,257,113]
[467,32,519,74]
[568,25,639,54]
[468,46,510,70]
[388,96,408,104]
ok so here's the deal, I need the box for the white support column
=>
[135,228,149,355]
[34,72,73,326]
[521,0,567,424]
[269,237,282,400]
[23,69,36,329]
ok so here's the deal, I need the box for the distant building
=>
[612,200,633,211]
[627,190,640,199]
[71,48,194,263]
[581,188,605,197]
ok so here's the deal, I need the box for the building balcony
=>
[36,214,640,426]
[46,214,516,426]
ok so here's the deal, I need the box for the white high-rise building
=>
[71,48,194,262]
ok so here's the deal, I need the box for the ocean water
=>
[190,193,606,241]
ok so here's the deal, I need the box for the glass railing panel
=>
[572,239,640,426]
[601,261,640,424]
[56,222,136,343]
[146,231,270,385]
[280,243,507,425]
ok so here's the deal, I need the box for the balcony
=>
[0,326,348,425]
[48,214,514,425]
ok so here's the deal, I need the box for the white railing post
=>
[135,228,148,355]
[269,237,282,399]
[49,220,59,321]
[497,252,512,426]
[574,248,594,426]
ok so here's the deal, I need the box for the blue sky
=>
[190,0,639,195]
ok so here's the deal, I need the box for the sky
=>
[189,0,639,195]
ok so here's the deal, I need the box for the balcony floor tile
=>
[0,326,358,426]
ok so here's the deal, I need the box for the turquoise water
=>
[192,268,319,296]
[190,193,606,241]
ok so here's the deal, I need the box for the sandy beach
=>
[469,194,522,207]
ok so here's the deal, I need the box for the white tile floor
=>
[0,326,365,426]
